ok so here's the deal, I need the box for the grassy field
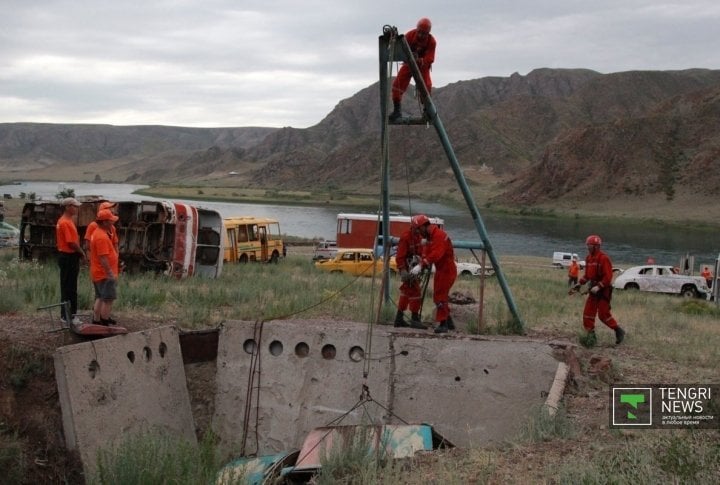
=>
[1,247,718,483]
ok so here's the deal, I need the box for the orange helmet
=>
[416,17,432,33]
[585,234,602,246]
[411,214,430,228]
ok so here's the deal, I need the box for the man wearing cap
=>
[84,201,119,255]
[56,197,86,324]
[90,209,120,325]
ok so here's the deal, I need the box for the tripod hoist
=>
[376,25,524,331]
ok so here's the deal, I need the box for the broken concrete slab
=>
[390,335,558,446]
[212,320,391,456]
[212,320,560,456]
[54,326,195,477]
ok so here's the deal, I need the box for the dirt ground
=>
[0,312,161,483]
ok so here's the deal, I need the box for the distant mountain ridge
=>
[1,68,719,206]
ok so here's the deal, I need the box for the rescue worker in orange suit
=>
[410,214,457,333]
[572,235,625,347]
[388,17,436,122]
[83,201,119,255]
[394,217,428,329]
[700,266,713,288]
[55,197,86,324]
[90,209,120,325]
[567,255,580,287]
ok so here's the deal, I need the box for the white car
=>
[612,265,709,298]
[456,261,495,277]
[312,240,338,260]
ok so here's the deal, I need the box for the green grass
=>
[556,430,720,484]
[6,345,47,390]
[92,430,234,485]
[3,250,719,363]
[0,427,26,485]
[516,404,575,443]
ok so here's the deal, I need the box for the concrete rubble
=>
[54,320,562,475]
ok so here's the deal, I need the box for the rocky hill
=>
[1,68,719,207]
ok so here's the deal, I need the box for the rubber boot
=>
[388,101,402,122]
[410,312,427,330]
[434,320,449,334]
[394,310,409,327]
[446,315,456,330]
[615,326,626,345]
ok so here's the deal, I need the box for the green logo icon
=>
[612,387,652,426]
[620,393,646,420]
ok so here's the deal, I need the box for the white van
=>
[312,240,338,260]
[552,252,585,269]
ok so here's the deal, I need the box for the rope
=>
[239,319,264,456]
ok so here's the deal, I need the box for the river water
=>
[2,181,718,266]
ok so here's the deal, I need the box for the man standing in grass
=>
[84,201,119,255]
[55,197,86,324]
[90,209,120,325]
[574,235,625,347]
[568,255,580,287]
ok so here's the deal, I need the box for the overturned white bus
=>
[19,199,223,278]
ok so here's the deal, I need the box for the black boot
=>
[434,320,449,334]
[615,326,626,345]
[388,101,402,121]
[446,315,456,330]
[394,310,409,327]
[410,313,427,330]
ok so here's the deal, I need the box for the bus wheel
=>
[270,252,279,264]
[239,254,249,264]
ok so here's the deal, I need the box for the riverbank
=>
[134,186,385,210]
[136,185,720,233]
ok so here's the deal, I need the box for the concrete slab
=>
[54,326,195,476]
[212,320,560,456]
[390,335,559,446]
[212,320,391,455]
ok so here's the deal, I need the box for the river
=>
[2,181,718,266]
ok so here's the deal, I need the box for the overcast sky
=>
[1,0,718,129]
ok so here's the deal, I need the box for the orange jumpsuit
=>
[395,228,423,313]
[579,249,618,332]
[423,225,456,323]
[391,29,436,103]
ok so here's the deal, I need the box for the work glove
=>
[400,269,410,282]
[590,285,601,295]
[568,283,582,295]
[410,264,423,276]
